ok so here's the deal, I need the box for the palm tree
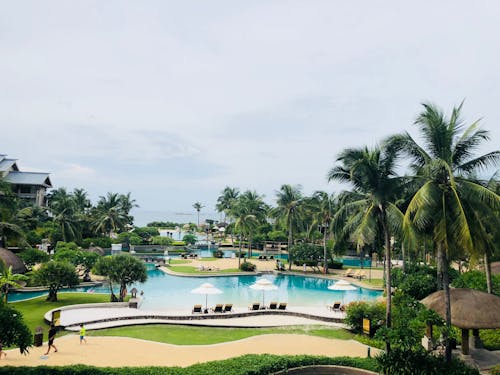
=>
[0,265,28,302]
[92,193,129,236]
[193,202,204,227]
[216,187,239,223]
[48,188,81,241]
[311,191,338,274]
[238,190,267,258]
[231,199,259,269]
[271,185,304,270]
[328,145,404,353]
[72,188,91,214]
[388,102,500,361]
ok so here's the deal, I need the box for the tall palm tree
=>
[231,199,259,269]
[328,145,404,353]
[216,187,239,223]
[271,185,304,270]
[238,190,267,258]
[311,191,338,274]
[72,188,91,214]
[193,202,204,227]
[388,102,500,361]
[92,193,129,236]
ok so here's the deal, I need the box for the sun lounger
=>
[278,302,287,310]
[223,304,233,312]
[343,268,355,277]
[192,304,203,313]
[212,304,224,313]
[268,301,278,310]
[249,302,261,311]
[356,270,367,279]
[329,301,342,312]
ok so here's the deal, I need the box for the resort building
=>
[0,154,52,207]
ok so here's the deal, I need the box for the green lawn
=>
[10,293,112,334]
[169,265,243,274]
[169,259,191,265]
[88,324,356,345]
[361,279,384,287]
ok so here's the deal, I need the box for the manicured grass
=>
[169,266,246,274]
[198,257,217,261]
[169,259,191,265]
[361,278,384,287]
[10,293,112,334]
[88,324,356,345]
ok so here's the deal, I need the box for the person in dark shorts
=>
[44,324,58,355]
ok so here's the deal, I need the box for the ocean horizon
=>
[131,209,222,227]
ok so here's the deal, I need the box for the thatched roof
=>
[86,246,105,256]
[490,262,500,275]
[0,247,27,274]
[421,288,500,329]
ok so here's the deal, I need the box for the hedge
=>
[0,354,376,375]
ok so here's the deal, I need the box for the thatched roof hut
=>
[421,288,500,354]
[86,246,105,256]
[490,262,500,275]
[0,247,27,274]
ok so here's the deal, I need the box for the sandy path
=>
[1,334,377,368]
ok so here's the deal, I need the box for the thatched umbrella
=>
[490,261,500,275]
[87,246,105,256]
[421,288,500,355]
[0,247,27,274]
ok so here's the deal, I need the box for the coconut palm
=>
[72,188,91,214]
[216,186,239,223]
[271,185,304,270]
[311,191,338,274]
[92,193,130,236]
[388,102,500,361]
[231,201,258,269]
[193,202,204,227]
[328,145,404,353]
[0,265,28,302]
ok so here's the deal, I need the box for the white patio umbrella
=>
[191,283,223,312]
[328,279,357,303]
[250,278,278,307]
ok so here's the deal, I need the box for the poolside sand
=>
[1,334,378,368]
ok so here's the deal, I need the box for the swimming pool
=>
[10,265,382,309]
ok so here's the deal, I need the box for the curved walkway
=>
[1,334,378,367]
[45,305,348,330]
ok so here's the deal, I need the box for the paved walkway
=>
[1,334,377,368]
[46,305,347,330]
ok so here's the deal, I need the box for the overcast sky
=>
[1,1,499,225]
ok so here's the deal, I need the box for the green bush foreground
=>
[0,355,376,375]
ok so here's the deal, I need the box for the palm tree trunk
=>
[323,227,328,274]
[401,243,406,273]
[439,243,453,362]
[238,234,243,269]
[287,226,293,271]
[381,215,392,354]
[484,252,492,294]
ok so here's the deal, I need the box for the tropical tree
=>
[0,265,28,302]
[216,186,239,223]
[311,191,338,274]
[192,202,204,227]
[231,196,260,268]
[72,188,91,214]
[328,145,404,353]
[34,261,79,302]
[48,188,80,242]
[93,255,147,302]
[271,185,304,270]
[0,303,32,354]
[388,102,500,361]
[92,193,131,236]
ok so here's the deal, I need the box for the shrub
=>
[240,261,256,272]
[344,301,385,335]
[213,250,224,258]
[151,236,174,246]
[81,237,113,249]
[376,348,480,375]
[327,260,343,269]
[0,355,377,374]
[18,248,49,269]
[480,329,500,351]
[452,270,500,296]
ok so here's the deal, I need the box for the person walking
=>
[79,324,87,344]
[0,341,7,359]
[44,324,58,355]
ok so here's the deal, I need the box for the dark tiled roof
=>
[4,171,52,188]
[0,248,27,274]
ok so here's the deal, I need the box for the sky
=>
[1,1,499,226]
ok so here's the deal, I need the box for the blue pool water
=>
[10,265,382,309]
